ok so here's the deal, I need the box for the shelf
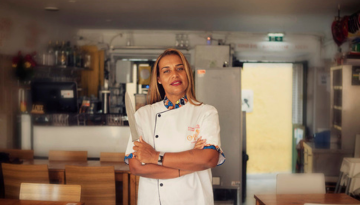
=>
[333,125,342,131]
[111,45,191,51]
[110,105,125,108]
[333,86,343,90]
[35,65,92,71]
[333,106,342,110]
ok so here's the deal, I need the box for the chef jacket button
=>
[160,183,163,187]
[155,135,159,138]
[158,114,161,117]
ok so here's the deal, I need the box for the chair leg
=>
[335,172,343,193]
[346,177,352,195]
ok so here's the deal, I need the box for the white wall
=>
[0,2,76,56]
[77,29,323,64]
[77,29,325,136]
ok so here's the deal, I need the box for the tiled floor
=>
[243,173,277,205]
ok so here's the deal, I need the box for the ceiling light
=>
[44,7,59,11]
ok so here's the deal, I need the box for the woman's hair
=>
[147,48,201,106]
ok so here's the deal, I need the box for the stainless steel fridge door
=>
[195,67,242,191]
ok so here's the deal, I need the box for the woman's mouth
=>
[171,80,182,86]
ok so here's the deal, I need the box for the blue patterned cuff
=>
[203,145,226,166]
[124,153,134,165]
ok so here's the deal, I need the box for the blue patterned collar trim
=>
[163,95,188,110]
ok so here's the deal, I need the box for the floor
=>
[243,173,277,205]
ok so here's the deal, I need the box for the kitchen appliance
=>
[100,90,110,114]
[195,67,242,205]
[195,44,244,205]
[31,81,78,114]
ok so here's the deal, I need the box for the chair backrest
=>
[100,152,125,162]
[65,165,116,205]
[276,173,326,194]
[0,148,34,160]
[20,183,81,202]
[2,163,49,199]
[48,150,87,162]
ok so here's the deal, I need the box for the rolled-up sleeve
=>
[199,105,225,166]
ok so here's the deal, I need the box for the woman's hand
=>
[133,136,159,164]
[194,137,206,149]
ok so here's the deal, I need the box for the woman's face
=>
[157,54,189,100]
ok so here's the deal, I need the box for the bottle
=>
[175,34,180,47]
[179,34,184,47]
[59,41,67,67]
[76,48,84,68]
[46,41,55,66]
[83,50,91,69]
[72,45,78,67]
[54,41,60,65]
[184,34,189,48]
[65,41,74,67]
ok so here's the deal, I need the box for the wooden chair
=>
[20,183,81,202]
[65,165,116,205]
[0,148,34,160]
[48,150,87,162]
[100,152,125,162]
[100,152,126,204]
[2,163,49,199]
[276,173,326,194]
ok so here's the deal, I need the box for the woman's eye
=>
[163,70,169,73]
[177,67,184,71]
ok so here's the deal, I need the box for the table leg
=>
[130,174,136,205]
[123,173,129,205]
[135,176,139,205]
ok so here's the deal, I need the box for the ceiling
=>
[2,0,360,35]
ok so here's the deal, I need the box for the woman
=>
[124,48,225,205]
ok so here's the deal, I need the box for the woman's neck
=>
[166,94,185,105]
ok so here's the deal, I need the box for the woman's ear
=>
[157,76,161,84]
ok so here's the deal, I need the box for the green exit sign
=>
[269,36,283,42]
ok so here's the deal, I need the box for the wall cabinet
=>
[330,65,360,151]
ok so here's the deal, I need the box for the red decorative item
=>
[332,16,348,47]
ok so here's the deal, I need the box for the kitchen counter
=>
[303,142,353,178]
[304,142,353,154]
[32,113,128,126]
[20,114,130,158]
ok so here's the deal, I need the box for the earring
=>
[158,82,161,84]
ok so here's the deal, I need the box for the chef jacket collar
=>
[163,95,188,110]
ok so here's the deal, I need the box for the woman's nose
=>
[172,70,180,77]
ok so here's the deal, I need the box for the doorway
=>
[242,63,296,205]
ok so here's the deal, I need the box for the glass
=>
[52,114,69,126]
[107,114,122,126]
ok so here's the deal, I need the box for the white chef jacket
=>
[125,100,225,205]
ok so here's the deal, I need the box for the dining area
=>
[0,148,139,205]
[252,173,360,205]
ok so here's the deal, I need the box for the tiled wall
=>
[0,54,19,148]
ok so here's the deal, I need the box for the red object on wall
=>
[332,16,349,46]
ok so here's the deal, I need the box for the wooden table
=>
[0,198,84,205]
[254,193,360,205]
[22,159,135,205]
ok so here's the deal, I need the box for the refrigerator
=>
[195,67,243,205]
